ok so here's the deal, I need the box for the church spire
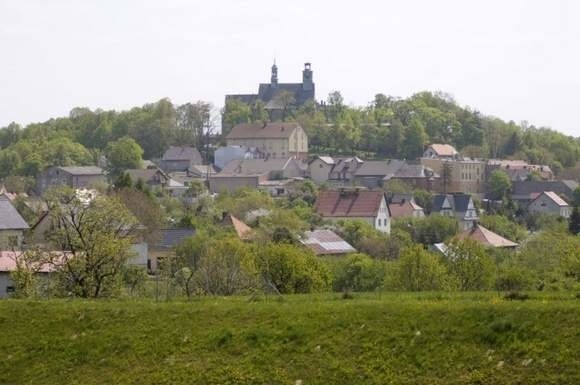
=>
[271,59,278,86]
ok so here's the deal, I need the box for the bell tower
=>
[271,60,278,87]
[302,62,313,91]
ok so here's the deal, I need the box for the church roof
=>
[227,122,301,140]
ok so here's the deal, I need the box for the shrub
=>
[256,243,331,294]
[332,253,386,292]
[384,245,449,291]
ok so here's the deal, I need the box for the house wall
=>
[37,168,106,194]
[227,127,309,159]
[0,229,24,250]
[421,158,485,194]
[214,146,248,170]
[354,176,383,189]
[161,159,191,173]
[375,197,391,233]
[209,175,262,193]
[308,159,332,184]
[0,273,13,298]
[128,242,149,267]
[528,197,571,218]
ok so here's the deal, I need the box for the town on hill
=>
[0,61,579,300]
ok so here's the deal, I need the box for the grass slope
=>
[0,293,578,385]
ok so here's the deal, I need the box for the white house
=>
[528,191,571,218]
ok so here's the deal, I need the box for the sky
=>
[1,0,579,136]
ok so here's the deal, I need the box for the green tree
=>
[332,253,386,292]
[402,117,427,160]
[444,239,495,291]
[256,243,330,294]
[45,187,139,298]
[489,170,512,200]
[106,137,143,175]
[386,245,449,291]
[569,206,580,235]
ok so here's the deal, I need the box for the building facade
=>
[226,122,308,160]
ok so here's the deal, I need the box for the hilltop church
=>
[225,62,316,119]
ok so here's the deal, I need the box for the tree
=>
[256,243,330,294]
[122,265,147,296]
[402,117,427,160]
[385,245,449,291]
[489,170,512,200]
[569,206,580,235]
[272,90,296,121]
[393,215,459,246]
[479,214,527,243]
[332,253,386,292]
[45,187,139,298]
[444,239,495,291]
[106,137,143,175]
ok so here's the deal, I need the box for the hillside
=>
[1,293,578,385]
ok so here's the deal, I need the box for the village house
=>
[511,180,578,205]
[125,168,169,189]
[300,229,356,255]
[423,144,459,159]
[456,223,518,248]
[0,196,29,250]
[421,157,486,194]
[209,157,304,193]
[486,159,553,182]
[384,163,440,191]
[148,228,195,273]
[225,62,315,120]
[527,191,572,218]
[160,146,203,173]
[353,160,406,189]
[226,122,308,160]
[36,166,106,195]
[308,156,364,184]
[387,194,425,220]
[0,251,60,298]
[214,146,264,170]
[314,189,391,233]
[431,193,479,230]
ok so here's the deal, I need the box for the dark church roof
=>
[226,63,315,109]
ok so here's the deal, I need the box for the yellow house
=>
[226,122,308,160]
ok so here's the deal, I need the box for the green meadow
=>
[1,292,578,385]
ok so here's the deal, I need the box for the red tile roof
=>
[428,144,458,157]
[0,251,65,273]
[388,201,423,219]
[229,214,253,240]
[456,224,518,248]
[532,191,569,207]
[315,190,384,218]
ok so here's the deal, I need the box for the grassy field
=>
[0,292,578,385]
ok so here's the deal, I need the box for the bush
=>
[332,253,386,292]
[444,239,495,291]
[256,243,331,294]
[384,245,449,291]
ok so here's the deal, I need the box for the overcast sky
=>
[1,0,579,136]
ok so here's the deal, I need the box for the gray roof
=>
[512,180,578,200]
[389,164,439,179]
[432,194,472,214]
[355,160,405,177]
[58,166,103,176]
[0,197,29,230]
[155,228,195,249]
[162,146,202,163]
[219,158,294,176]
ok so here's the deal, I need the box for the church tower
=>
[302,62,313,91]
[271,61,278,87]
